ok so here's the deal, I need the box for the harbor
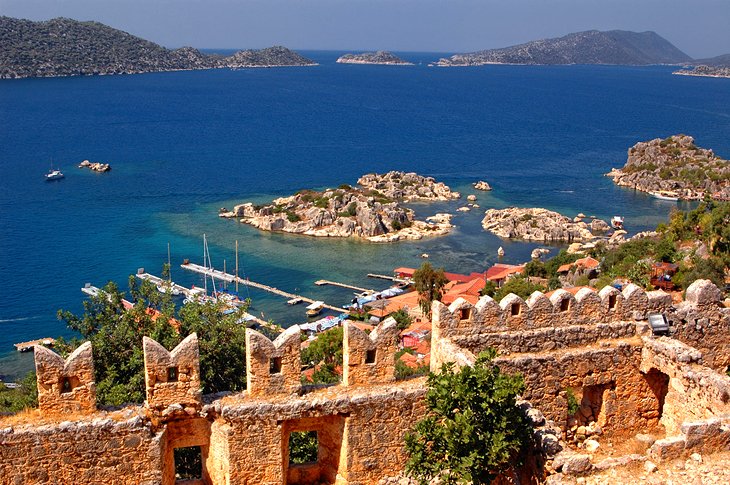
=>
[14,338,55,352]
[180,261,348,313]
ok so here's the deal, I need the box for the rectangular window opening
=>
[270,356,283,374]
[459,308,470,320]
[608,294,617,310]
[174,446,202,481]
[289,431,318,465]
[365,349,377,364]
[560,299,571,312]
[167,366,178,382]
[60,377,72,394]
[510,302,521,316]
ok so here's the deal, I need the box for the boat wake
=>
[0,316,41,323]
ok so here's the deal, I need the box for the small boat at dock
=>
[287,297,303,305]
[306,301,324,317]
[611,216,624,230]
[650,191,680,201]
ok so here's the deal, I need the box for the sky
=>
[1,0,728,58]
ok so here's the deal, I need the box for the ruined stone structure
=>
[1,280,729,484]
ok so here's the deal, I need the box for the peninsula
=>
[0,16,316,79]
[606,135,730,200]
[220,171,460,242]
[336,51,413,65]
[481,207,609,242]
[434,30,691,67]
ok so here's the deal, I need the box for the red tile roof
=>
[485,264,525,282]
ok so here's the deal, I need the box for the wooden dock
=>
[15,338,55,352]
[135,270,194,298]
[181,262,347,313]
[367,273,408,283]
[314,280,372,293]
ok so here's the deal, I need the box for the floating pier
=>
[135,269,193,298]
[314,280,373,293]
[14,338,55,352]
[366,273,408,283]
[181,262,347,313]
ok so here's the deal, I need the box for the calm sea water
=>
[1,51,729,379]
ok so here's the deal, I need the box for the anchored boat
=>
[45,169,64,181]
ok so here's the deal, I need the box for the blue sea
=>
[1,51,729,379]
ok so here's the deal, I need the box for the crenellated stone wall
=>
[2,279,730,484]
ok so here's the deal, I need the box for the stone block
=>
[246,325,301,397]
[34,341,96,414]
[143,333,202,413]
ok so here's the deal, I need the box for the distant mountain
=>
[692,53,730,67]
[435,30,692,67]
[336,51,413,65]
[0,16,315,79]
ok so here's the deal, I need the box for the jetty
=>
[135,269,192,297]
[367,273,408,283]
[314,279,372,293]
[181,262,347,313]
[14,338,55,352]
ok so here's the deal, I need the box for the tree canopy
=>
[405,349,532,485]
[413,262,449,315]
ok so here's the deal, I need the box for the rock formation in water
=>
[606,135,730,200]
[221,171,459,242]
[336,51,413,65]
[673,65,730,79]
[481,207,607,242]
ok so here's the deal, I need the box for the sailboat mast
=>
[167,242,171,282]
[235,240,239,293]
[203,234,208,295]
[223,259,227,290]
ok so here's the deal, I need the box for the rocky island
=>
[434,30,691,67]
[78,160,110,172]
[606,135,730,200]
[481,207,609,242]
[221,171,460,242]
[336,51,413,65]
[673,65,730,79]
[0,16,316,79]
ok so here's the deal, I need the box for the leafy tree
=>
[405,349,532,484]
[301,326,343,384]
[493,276,545,301]
[413,262,449,315]
[289,431,319,464]
[0,372,38,413]
[56,279,254,406]
[391,308,413,331]
[480,280,498,297]
[523,260,547,278]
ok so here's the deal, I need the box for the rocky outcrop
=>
[607,135,730,200]
[474,180,492,191]
[481,207,602,242]
[78,159,111,172]
[222,172,458,242]
[336,51,413,65]
[357,171,460,201]
[673,65,730,79]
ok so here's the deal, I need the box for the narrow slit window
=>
[61,377,72,394]
[608,294,617,310]
[270,357,282,374]
[365,349,376,364]
[167,366,178,382]
[560,299,571,312]
[459,308,470,320]
[510,302,521,316]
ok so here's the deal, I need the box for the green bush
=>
[286,211,301,223]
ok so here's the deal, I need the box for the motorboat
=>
[651,191,679,201]
[611,216,624,230]
[306,301,324,317]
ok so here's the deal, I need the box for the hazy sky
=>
[1,0,728,58]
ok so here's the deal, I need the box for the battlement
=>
[34,341,96,414]
[343,317,399,386]
[246,325,302,396]
[143,333,202,415]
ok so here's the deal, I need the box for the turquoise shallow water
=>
[1,51,729,379]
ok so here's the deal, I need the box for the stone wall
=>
[343,318,399,386]
[34,340,96,414]
[143,333,202,416]
[246,325,302,396]
[0,411,164,484]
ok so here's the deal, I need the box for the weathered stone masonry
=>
[2,279,730,484]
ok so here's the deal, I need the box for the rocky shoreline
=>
[221,171,459,242]
[481,208,609,242]
[606,135,730,201]
[336,51,413,65]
